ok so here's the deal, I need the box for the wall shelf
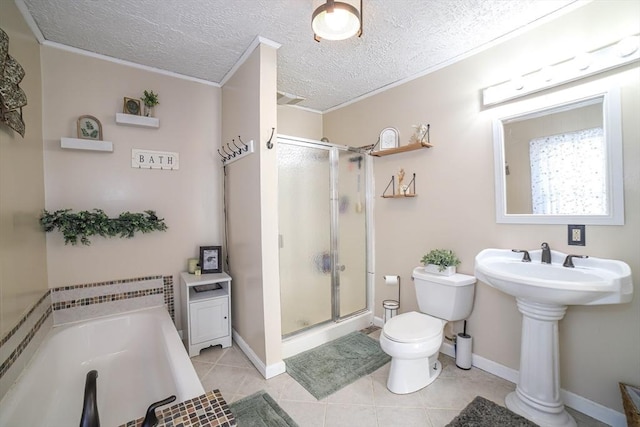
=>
[115,113,159,128]
[370,141,432,157]
[60,137,113,152]
[381,194,417,198]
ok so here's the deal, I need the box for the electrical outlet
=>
[568,224,586,246]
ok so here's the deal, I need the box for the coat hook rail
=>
[221,138,255,166]
[266,127,275,149]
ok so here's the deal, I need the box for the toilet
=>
[379,266,476,394]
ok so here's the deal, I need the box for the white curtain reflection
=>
[529,127,607,215]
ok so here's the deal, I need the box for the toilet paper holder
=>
[382,275,401,323]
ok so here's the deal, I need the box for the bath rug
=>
[229,390,298,427]
[446,396,539,426]
[285,331,391,400]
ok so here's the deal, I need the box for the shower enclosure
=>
[278,136,371,345]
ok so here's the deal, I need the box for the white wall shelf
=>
[60,137,113,152]
[115,113,159,128]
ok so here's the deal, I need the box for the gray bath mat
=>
[446,396,539,426]
[229,390,298,427]
[285,331,391,400]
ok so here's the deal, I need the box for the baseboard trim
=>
[232,329,286,380]
[305,316,626,425]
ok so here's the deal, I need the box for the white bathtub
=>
[0,306,204,427]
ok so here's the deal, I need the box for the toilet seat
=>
[383,311,445,343]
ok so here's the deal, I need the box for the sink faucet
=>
[79,370,99,427]
[541,242,551,264]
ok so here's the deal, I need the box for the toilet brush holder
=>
[455,332,472,370]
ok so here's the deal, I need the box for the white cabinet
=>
[180,272,232,357]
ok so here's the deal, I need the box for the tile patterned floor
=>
[191,330,609,427]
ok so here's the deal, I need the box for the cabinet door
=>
[189,297,229,344]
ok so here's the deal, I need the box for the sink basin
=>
[475,248,633,305]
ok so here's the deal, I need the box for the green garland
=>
[40,209,168,245]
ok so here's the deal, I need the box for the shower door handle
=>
[337,264,346,272]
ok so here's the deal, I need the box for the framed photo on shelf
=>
[77,115,102,140]
[199,245,222,274]
[123,97,141,115]
[379,127,399,150]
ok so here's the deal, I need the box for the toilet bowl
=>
[379,311,446,394]
[379,268,476,394]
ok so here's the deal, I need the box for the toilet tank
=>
[412,267,476,321]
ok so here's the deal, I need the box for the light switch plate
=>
[568,224,586,246]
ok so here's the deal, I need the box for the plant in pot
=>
[141,90,159,117]
[421,249,461,276]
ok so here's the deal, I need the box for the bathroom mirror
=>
[493,82,624,225]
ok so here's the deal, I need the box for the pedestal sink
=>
[475,248,633,427]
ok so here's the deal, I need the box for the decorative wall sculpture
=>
[0,27,27,137]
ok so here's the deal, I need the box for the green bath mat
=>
[229,390,298,427]
[446,396,539,426]
[285,331,391,400]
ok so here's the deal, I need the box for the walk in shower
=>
[278,135,373,357]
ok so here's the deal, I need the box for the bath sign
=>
[132,149,179,170]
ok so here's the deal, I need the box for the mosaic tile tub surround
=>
[120,389,236,427]
[0,274,175,401]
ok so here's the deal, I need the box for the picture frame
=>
[379,127,399,150]
[77,115,103,140]
[199,245,222,274]
[123,97,141,115]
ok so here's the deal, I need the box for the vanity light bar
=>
[482,35,639,106]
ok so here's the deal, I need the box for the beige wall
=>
[0,1,48,337]
[223,42,281,368]
[40,46,222,328]
[277,105,323,140]
[323,0,639,412]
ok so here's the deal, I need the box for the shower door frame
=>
[278,135,373,338]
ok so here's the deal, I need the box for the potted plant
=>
[141,90,160,117]
[421,249,461,276]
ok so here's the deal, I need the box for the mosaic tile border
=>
[0,305,51,379]
[51,275,164,292]
[163,275,175,322]
[52,288,164,311]
[120,389,235,427]
[0,290,50,348]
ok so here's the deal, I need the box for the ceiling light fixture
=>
[312,0,362,42]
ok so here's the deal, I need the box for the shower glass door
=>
[278,138,367,337]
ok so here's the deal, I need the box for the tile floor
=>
[191,330,608,427]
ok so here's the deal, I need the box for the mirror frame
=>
[492,82,624,225]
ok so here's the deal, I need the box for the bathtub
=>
[0,306,205,427]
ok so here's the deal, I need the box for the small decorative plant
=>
[421,249,461,272]
[40,209,168,245]
[141,90,159,117]
[141,90,160,108]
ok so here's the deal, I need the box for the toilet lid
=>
[383,311,444,343]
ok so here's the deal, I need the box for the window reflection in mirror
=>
[503,99,604,215]
[493,84,624,225]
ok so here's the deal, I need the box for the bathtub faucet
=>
[79,370,99,427]
[141,395,177,427]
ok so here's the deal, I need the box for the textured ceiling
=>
[20,0,578,112]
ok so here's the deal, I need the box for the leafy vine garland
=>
[40,209,168,245]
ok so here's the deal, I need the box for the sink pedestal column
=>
[506,299,576,427]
